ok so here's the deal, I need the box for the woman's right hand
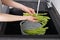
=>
[25,16,37,22]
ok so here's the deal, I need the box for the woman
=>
[0,0,37,22]
[0,0,37,34]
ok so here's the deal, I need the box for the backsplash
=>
[51,0,60,15]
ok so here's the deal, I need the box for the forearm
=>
[0,13,26,22]
[2,0,27,11]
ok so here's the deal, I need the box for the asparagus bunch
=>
[23,13,50,35]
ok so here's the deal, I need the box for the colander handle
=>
[20,21,25,27]
[20,21,28,35]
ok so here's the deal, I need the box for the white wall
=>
[51,0,60,15]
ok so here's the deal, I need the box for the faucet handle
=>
[47,0,52,8]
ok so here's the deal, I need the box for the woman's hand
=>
[24,16,37,22]
[22,6,35,15]
[26,7,35,15]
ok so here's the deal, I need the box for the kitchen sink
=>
[4,1,59,35]
[0,0,60,40]
[0,1,59,39]
[4,8,58,35]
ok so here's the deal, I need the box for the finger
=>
[28,11,33,15]
[32,17,38,22]
[25,10,32,15]
[33,17,37,20]
[32,20,37,22]
[29,9,35,14]
[31,9,35,14]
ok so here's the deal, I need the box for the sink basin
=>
[4,8,58,35]
[4,1,58,35]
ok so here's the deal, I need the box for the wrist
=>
[19,16,27,20]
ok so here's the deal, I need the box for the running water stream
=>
[37,0,41,14]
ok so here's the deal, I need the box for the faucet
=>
[47,0,52,8]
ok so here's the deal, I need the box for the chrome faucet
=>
[47,0,52,8]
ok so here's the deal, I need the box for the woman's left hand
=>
[22,6,35,15]
[27,7,35,15]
